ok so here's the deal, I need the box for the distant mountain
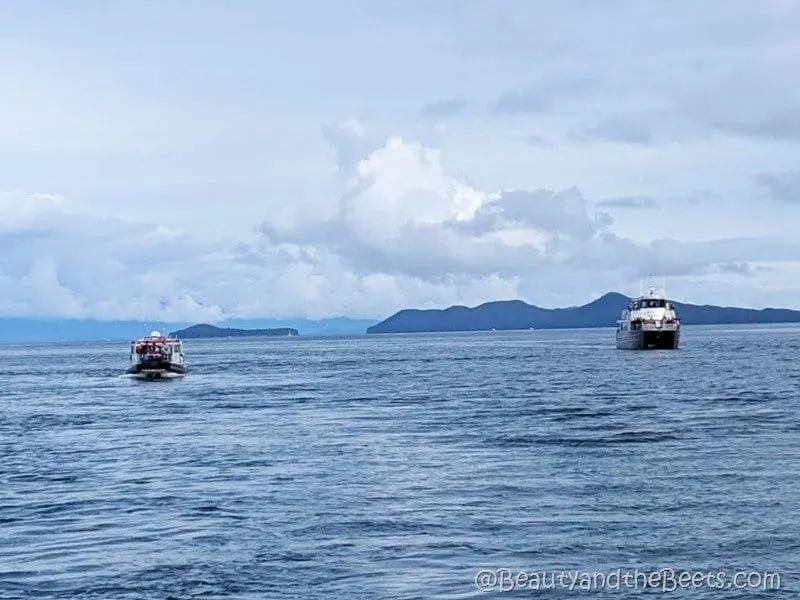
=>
[215,317,376,335]
[169,324,297,339]
[366,292,800,334]
[0,316,376,343]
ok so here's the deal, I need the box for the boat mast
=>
[646,273,654,295]
[140,300,147,338]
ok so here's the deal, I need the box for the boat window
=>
[641,299,665,308]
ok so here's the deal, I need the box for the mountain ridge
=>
[366,292,800,334]
[168,324,298,339]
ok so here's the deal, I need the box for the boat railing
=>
[638,320,679,331]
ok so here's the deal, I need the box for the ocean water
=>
[1,324,799,599]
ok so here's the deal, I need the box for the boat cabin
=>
[630,298,670,310]
[130,331,183,363]
[619,290,679,333]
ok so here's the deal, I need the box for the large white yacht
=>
[615,286,681,350]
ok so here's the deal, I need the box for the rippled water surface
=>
[2,325,800,599]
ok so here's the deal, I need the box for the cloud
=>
[495,90,550,116]
[677,52,800,141]
[3,126,800,321]
[257,132,620,282]
[716,262,762,277]
[0,191,79,232]
[569,109,710,146]
[580,64,795,150]
[419,98,468,119]
[0,205,229,321]
[571,115,656,145]
[703,0,800,47]
[523,134,551,147]
[252,127,800,308]
[597,196,658,209]
[756,170,800,204]
[4,2,800,320]
[493,76,598,115]
[321,119,378,177]
[483,4,800,145]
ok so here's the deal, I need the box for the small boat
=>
[616,285,681,350]
[126,330,188,379]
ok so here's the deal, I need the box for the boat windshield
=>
[640,299,667,308]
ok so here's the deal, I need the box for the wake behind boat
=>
[616,285,681,350]
[126,330,188,379]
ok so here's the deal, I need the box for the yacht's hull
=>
[126,361,188,380]
[616,328,680,350]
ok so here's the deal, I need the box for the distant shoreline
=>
[3,321,800,346]
[3,291,800,342]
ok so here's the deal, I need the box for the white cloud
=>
[3,124,800,320]
[2,2,800,318]
[0,191,78,232]
[757,170,800,204]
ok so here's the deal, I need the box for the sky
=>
[2,0,800,321]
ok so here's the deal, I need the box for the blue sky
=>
[2,0,800,320]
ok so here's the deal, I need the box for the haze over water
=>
[2,325,799,598]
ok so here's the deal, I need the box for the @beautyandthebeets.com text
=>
[474,568,782,593]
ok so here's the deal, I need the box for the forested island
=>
[169,324,298,339]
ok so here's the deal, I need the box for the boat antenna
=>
[662,274,666,297]
[639,274,643,296]
[140,299,147,337]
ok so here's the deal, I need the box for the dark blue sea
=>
[1,325,799,599]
